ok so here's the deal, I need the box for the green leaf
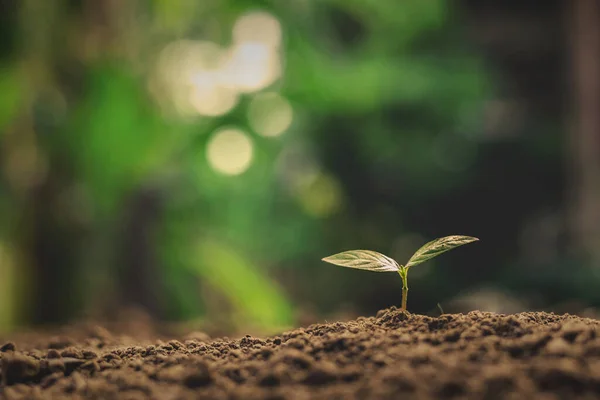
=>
[322,250,399,272]
[405,235,478,269]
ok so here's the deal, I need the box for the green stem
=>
[399,267,408,310]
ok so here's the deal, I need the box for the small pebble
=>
[0,342,16,352]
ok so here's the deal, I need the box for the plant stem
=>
[399,268,408,310]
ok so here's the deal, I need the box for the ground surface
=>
[1,308,600,399]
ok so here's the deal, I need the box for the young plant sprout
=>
[322,235,479,311]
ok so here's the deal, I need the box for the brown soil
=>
[2,307,600,399]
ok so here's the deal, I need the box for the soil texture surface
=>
[2,307,600,399]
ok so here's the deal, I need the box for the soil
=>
[2,307,600,400]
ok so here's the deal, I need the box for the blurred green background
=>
[2,0,600,334]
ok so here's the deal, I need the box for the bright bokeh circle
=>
[206,128,254,175]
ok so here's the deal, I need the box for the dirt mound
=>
[2,308,600,399]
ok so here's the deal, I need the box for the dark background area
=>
[1,0,600,335]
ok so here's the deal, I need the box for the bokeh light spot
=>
[154,40,240,117]
[153,11,284,116]
[248,92,293,137]
[232,11,282,48]
[223,42,281,93]
[224,11,283,93]
[189,72,239,117]
[297,173,343,218]
[207,128,254,175]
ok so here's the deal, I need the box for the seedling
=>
[322,235,479,311]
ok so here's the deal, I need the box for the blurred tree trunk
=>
[567,0,600,265]
[17,0,86,325]
[119,186,166,318]
[14,0,159,325]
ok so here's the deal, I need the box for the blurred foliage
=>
[0,0,585,333]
